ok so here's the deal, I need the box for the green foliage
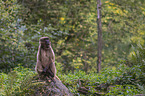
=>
[58,64,144,95]
[128,44,145,66]
[0,0,145,95]
[1,0,145,72]
[0,65,36,96]
[0,0,29,71]
[0,64,144,95]
[101,0,145,66]
[106,85,139,96]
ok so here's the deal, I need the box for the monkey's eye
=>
[40,39,44,42]
[44,38,49,40]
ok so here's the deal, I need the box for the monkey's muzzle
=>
[45,40,50,48]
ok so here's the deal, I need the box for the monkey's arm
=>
[49,44,55,62]
[35,45,43,73]
[49,43,61,81]
[50,62,61,81]
[49,46,56,74]
[50,62,56,77]
[35,60,43,73]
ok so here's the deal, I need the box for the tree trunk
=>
[97,0,102,73]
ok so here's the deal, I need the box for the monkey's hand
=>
[43,67,48,73]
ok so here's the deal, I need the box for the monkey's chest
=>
[41,50,51,67]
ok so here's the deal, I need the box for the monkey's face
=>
[40,37,50,49]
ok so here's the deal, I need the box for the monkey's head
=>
[39,37,51,49]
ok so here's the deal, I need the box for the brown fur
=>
[35,37,60,81]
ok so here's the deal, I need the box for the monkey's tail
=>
[55,75,61,81]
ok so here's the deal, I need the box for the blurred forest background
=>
[0,0,145,95]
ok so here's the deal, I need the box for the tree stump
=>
[26,75,73,96]
[23,76,73,96]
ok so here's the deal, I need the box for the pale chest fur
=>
[40,49,51,67]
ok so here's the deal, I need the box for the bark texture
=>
[97,0,102,73]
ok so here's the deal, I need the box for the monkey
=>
[35,37,60,82]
